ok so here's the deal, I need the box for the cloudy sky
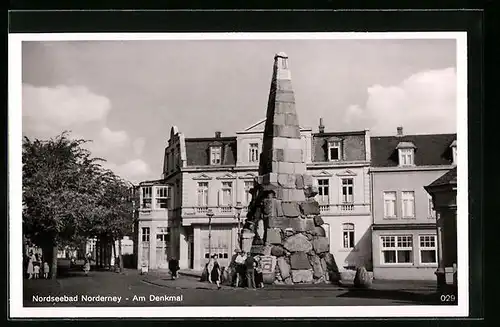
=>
[22,37,457,183]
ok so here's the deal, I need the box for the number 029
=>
[440,294,456,302]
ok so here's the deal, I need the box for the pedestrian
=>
[43,262,50,279]
[26,251,34,279]
[168,256,180,280]
[208,254,222,289]
[235,250,247,287]
[83,255,91,276]
[228,248,239,287]
[244,252,256,289]
[254,255,264,288]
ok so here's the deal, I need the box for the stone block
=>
[278,173,292,188]
[303,174,313,187]
[300,200,320,215]
[271,149,284,162]
[273,113,286,126]
[263,273,275,284]
[278,162,295,174]
[250,245,264,255]
[283,233,313,252]
[275,200,284,217]
[267,228,282,244]
[290,251,312,270]
[271,245,285,257]
[281,201,301,217]
[312,236,330,253]
[291,270,313,283]
[313,226,326,237]
[284,228,295,237]
[323,253,340,282]
[354,266,372,288]
[262,173,279,185]
[256,219,265,240]
[304,185,319,198]
[285,189,305,202]
[268,216,291,229]
[262,244,273,256]
[320,257,329,281]
[286,138,303,150]
[277,257,291,279]
[313,215,324,226]
[295,174,305,189]
[284,113,299,126]
[272,137,290,150]
[309,254,324,279]
[288,217,316,232]
[283,148,303,163]
[274,188,284,201]
[292,163,307,174]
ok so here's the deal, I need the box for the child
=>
[43,262,49,279]
[33,263,40,279]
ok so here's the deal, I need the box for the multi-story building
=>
[135,119,373,272]
[370,127,457,280]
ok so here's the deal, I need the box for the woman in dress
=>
[209,254,221,289]
[26,252,34,279]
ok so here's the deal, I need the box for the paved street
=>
[22,269,452,307]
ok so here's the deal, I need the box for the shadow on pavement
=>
[337,287,443,305]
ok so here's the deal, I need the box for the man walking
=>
[244,252,256,289]
[168,256,180,280]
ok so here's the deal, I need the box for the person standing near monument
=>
[244,252,256,289]
[254,255,264,288]
[168,256,180,280]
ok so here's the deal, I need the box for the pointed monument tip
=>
[275,52,288,59]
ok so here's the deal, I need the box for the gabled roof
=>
[370,133,456,167]
[426,167,457,188]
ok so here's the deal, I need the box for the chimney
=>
[318,118,325,134]
[396,126,403,136]
[215,131,221,138]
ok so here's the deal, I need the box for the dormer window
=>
[210,146,222,165]
[450,140,457,165]
[328,140,342,161]
[396,142,416,166]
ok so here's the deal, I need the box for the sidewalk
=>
[143,270,438,293]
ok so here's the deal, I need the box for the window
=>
[221,182,233,206]
[341,178,354,203]
[381,235,413,264]
[197,182,209,206]
[142,186,152,209]
[155,186,171,209]
[342,223,355,249]
[419,235,437,264]
[156,227,168,242]
[383,191,397,218]
[428,195,436,219]
[317,179,329,204]
[401,191,415,218]
[244,181,253,205]
[210,146,222,165]
[328,141,341,161]
[248,143,259,163]
[141,227,150,242]
[399,148,414,166]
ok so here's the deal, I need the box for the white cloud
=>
[100,127,129,147]
[23,84,111,133]
[132,137,146,155]
[103,159,151,183]
[343,67,457,135]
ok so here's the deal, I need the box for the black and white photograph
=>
[9,32,468,318]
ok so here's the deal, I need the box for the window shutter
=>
[217,190,221,207]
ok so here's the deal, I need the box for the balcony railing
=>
[318,203,370,215]
[185,206,249,216]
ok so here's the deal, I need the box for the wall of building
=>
[371,169,451,224]
[323,214,372,271]
[372,228,438,280]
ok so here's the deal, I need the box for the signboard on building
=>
[260,255,276,274]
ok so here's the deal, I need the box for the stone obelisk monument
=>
[241,53,340,285]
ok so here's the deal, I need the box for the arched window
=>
[342,223,355,249]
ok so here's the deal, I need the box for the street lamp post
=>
[206,208,214,260]
[234,201,243,249]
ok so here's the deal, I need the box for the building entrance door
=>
[156,227,168,269]
[201,227,232,269]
